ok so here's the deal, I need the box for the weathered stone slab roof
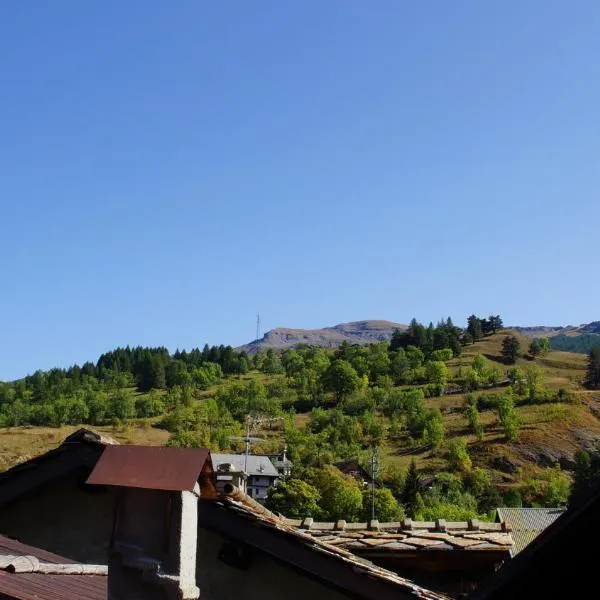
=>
[281,517,513,554]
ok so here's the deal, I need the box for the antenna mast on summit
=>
[256,313,261,341]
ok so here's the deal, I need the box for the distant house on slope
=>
[212,453,279,502]
[267,447,293,478]
[334,458,374,487]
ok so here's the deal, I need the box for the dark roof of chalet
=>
[282,518,513,555]
[469,490,599,600]
[201,487,449,600]
[0,429,116,507]
[0,535,106,600]
[87,445,214,492]
[334,458,372,478]
[495,507,566,555]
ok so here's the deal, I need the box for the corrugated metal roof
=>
[212,453,279,477]
[86,445,211,491]
[0,536,106,600]
[496,508,566,555]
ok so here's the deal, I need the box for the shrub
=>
[266,479,321,518]
[446,438,472,472]
[431,348,454,362]
[422,409,445,448]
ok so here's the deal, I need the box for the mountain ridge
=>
[238,319,600,354]
[237,319,408,354]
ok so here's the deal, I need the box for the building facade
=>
[212,454,279,502]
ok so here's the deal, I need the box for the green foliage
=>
[501,335,521,364]
[465,467,502,513]
[166,429,203,448]
[422,409,445,448]
[425,361,449,388]
[262,349,283,374]
[215,379,280,421]
[309,465,363,521]
[446,437,472,472]
[525,365,544,403]
[463,367,481,391]
[107,389,136,420]
[431,348,453,362]
[322,360,361,401]
[464,397,484,440]
[361,487,405,521]
[508,367,527,395]
[472,354,488,375]
[265,479,321,518]
[391,318,463,360]
[191,362,223,389]
[529,337,550,357]
[405,346,425,369]
[412,478,480,521]
[135,391,165,418]
[585,347,600,389]
[467,315,483,342]
[502,488,523,508]
[402,460,420,515]
[390,349,410,384]
[382,465,406,498]
[519,466,571,507]
[497,390,520,441]
[571,450,600,507]
[550,333,600,354]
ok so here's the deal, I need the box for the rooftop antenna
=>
[370,446,380,521]
[256,312,261,341]
[229,416,264,473]
[229,415,284,473]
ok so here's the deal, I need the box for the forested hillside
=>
[2,314,600,523]
[550,333,600,354]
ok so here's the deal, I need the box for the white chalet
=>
[212,453,279,503]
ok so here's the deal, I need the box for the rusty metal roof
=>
[86,445,212,491]
[0,535,106,600]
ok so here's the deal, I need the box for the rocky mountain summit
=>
[237,320,407,354]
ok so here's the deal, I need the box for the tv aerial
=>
[228,414,284,472]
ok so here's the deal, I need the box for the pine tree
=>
[467,315,483,341]
[585,347,600,389]
[502,335,521,364]
[402,459,420,515]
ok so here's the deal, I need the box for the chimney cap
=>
[86,445,213,492]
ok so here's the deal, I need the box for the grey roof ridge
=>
[282,516,511,533]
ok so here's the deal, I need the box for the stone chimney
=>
[86,445,216,600]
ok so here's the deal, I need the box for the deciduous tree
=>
[265,479,321,518]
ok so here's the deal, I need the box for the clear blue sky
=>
[1,1,599,380]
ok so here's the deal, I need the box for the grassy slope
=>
[1,331,598,489]
[0,423,170,471]
[382,331,600,485]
